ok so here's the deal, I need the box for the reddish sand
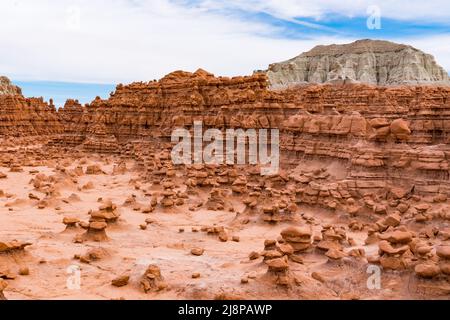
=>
[1,153,449,300]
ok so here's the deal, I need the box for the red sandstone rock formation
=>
[4,72,423,199]
[0,94,63,137]
[1,69,450,299]
[3,69,450,201]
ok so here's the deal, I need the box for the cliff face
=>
[0,76,21,95]
[0,75,64,137]
[47,69,450,199]
[0,94,63,137]
[265,39,450,88]
[52,69,271,146]
[3,68,450,200]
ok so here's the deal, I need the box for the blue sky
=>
[183,1,450,40]
[15,81,116,108]
[1,0,449,106]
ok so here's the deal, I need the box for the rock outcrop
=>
[0,76,21,96]
[264,39,450,87]
[0,240,32,254]
[0,76,62,137]
[2,67,450,203]
[0,95,63,137]
[140,264,167,292]
[0,278,7,300]
[1,63,450,299]
[44,70,450,200]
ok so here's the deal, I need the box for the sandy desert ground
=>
[1,146,449,300]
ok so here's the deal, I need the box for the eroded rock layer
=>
[0,95,63,137]
[1,70,450,299]
[45,70,450,201]
[2,69,450,201]
[264,39,450,87]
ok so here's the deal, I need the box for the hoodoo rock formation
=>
[0,81,62,137]
[41,69,450,201]
[264,40,450,87]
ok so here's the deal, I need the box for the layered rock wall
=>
[2,69,450,198]
[0,95,63,137]
[48,70,450,198]
[264,40,450,87]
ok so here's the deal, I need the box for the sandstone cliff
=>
[3,67,450,200]
[264,39,450,87]
[45,69,450,200]
[0,77,63,137]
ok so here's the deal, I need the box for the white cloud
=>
[0,0,448,84]
[402,34,450,74]
[195,0,450,23]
